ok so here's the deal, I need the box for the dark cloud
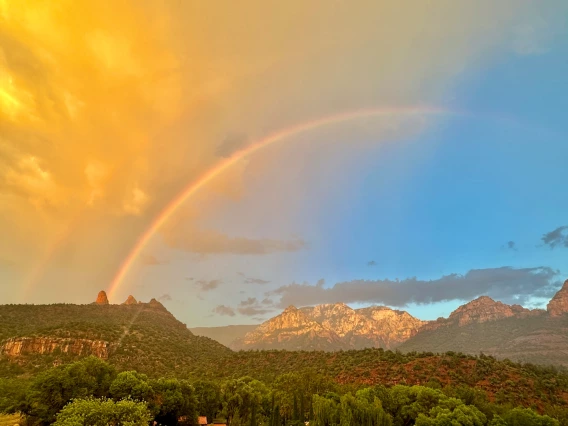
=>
[239,297,257,307]
[213,305,236,317]
[261,298,274,305]
[270,267,561,308]
[506,241,517,251]
[216,133,248,158]
[541,226,568,249]
[158,294,172,302]
[367,260,377,266]
[237,306,272,316]
[196,279,221,292]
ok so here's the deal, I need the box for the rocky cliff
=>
[547,279,568,317]
[234,303,424,351]
[233,305,348,351]
[2,337,111,359]
[422,296,545,332]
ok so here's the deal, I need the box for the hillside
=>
[189,325,257,347]
[398,282,568,366]
[0,292,231,378]
[190,348,568,409]
[399,312,568,366]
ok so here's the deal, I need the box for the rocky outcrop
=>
[547,280,568,317]
[356,306,426,348]
[122,295,138,305]
[421,296,545,332]
[298,304,424,349]
[235,303,424,351]
[95,290,109,305]
[449,296,532,326]
[233,306,347,351]
[1,337,111,359]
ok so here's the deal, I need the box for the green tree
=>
[151,378,197,426]
[194,380,221,421]
[23,356,116,424]
[53,397,151,426]
[415,397,487,426]
[109,371,154,402]
[503,408,559,426]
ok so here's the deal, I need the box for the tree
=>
[151,378,197,426]
[23,356,116,424]
[415,397,487,426]
[109,371,153,402]
[53,397,151,426]
[194,380,222,421]
[503,408,559,426]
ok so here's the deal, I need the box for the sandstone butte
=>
[95,290,109,305]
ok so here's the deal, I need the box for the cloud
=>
[261,298,274,305]
[163,228,308,255]
[158,294,172,302]
[367,260,377,266]
[502,241,518,251]
[195,279,222,292]
[541,226,568,249]
[239,297,257,307]
[216,133,249,158]
[238,272,270,285]
[237,306,272,316]
[213,305,236,317]
[270,267,561,307]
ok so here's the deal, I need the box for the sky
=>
[1,0,567,326]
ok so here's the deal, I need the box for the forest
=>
[1,356,566,426]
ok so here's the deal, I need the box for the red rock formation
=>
[233,305,347,351]
[122,295,137,305]
[2,337,111,359]
[95,290,109,305]
[547,280,568,317]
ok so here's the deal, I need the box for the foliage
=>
[53,397,151,426]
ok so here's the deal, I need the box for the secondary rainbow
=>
[107,106,454,299]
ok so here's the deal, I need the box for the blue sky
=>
[152,23,568,326]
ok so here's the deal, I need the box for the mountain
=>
[0,292,230,377]
[399,282,568,366]
[190,325,258,347]
[232,303,424,351]
[232,306,348,351]
[548,279,568,317]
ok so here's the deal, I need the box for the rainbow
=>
[107,106,455,299]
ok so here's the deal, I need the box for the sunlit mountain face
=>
[1,0,567,329]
